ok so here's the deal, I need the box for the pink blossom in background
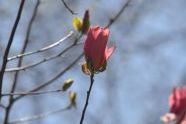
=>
[169,87,186,116]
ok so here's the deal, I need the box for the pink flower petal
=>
[105,46,116,60]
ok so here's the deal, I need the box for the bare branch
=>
[14,53,84,101]
[0,0,25,101]
[9,0,40,98]
[106,0,132,28]
[80,74,94,124]
[7,31,74,61]
[1,89,62,97]
[5,42,82,72]
[60,0,77,15]
[8,107,70,124]
[3,1,40,124]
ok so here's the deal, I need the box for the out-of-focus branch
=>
[3,1,40,124]
[106,0,131,28]
[0,0,25,102]
[2,89,62,97]
[60,0,77,15]
[5,42,82,72]
[7,31,74,61]
[8,107,70,124]
[14,53,84,101]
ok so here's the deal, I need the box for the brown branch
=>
[106,0,131,28]
[79,73,94,124]
[60,0,77,15]
[8,106,70,124]
[0,0,25,102]
[14,53,83,101]
[7,31,74,61]
[3,1,39,124]
[11,32,84,101]
[5,42,82,72]
[1,89,62,97]
[10,0,40,98]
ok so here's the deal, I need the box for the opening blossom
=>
[82,26,115,75]
[161,87,186,124]
[169,87,186,116]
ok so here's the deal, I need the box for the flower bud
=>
[72,17,82,32]
[62,79,74,91]
[82,10,90,34]
[83,26,116,74]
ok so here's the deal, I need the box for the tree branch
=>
[8,106,70,124]
[60,0,77,15]
[0,0,25,101]
[5,42,82,72]
[3,1,39,124]
[14,53,84,101]
[80,74,94,124]
[7,31,74,61]
[106,0,131,28]
[1,89,62,97]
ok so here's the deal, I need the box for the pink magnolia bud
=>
[82,10,90,34]
[83,26,115,73]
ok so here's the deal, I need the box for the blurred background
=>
[0,0,186,124]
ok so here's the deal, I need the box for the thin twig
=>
[60,0,77,15]
[7,31,74,61]
[9,0,40,97]
[80,73,94,124]
[14,53,84,101]
[11,33,83,102]
[2,89,62,97]
[8,107,70,124]
[5,42,82,72]
[3,1,40,124]
[0,0,25,102]
[106,0,131,28]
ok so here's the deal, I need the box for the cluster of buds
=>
[73,10,115,75]
[73,10,90,34]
